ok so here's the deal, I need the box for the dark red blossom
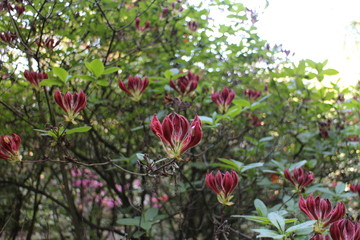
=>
[35,37,60,50]
[118,76,149,102]
[211,87,235,113]
[24,71,48,86]
[135,17,150,31]
[245,113,263,127]
[205,170,239,206]
[0,134,22,162]
[284,167,314,192]
[299,194,346,230]
[350,183,360,196]
[15,4,25,16]
[54,89,87,123]
[244,88,261,100]
[309,234,330,240]
[170,71,199,96]
[151,113,202,160]
[188,21,198,32]
[330,219,360,240]
[0,31,17,44]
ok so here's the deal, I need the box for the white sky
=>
[248,0,360,86]
[205,0,360,87]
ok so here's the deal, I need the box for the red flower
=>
[330,219,360,240]
[350,183,360,196]
[35,37,60,50]
[15,4,25,16]
[54,89,87,123]
[211,87,235,113]
[135,17,150,31]
[299,194,346,232]
[118,76,149,102]
[0,134,22,162]
[188,21,198,32]
[151,113,202,160]
[24,71,48,86]
[170,71,199,96]
[0,31,17,44]
[245,113,263,127]
[244,88,261,100]
[309,234,331,240]
[284,167,314,192]
[205,170,239,206]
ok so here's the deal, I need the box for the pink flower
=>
[118,75,149,102]
[330,219,360,240]
[284,168,314,192]
[244,88,261,100]
[205,170,239,206]
[299,194,346,232]
[24,71,48,86]
[188,21,198,32]
[211,87,235,113]
[54,89,87,123]
[170,71,199,96]
[151,113,202,160]
[0,134,22,162]
[135,17,150,31]
[350,183,360,196]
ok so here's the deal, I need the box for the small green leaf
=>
[96,80,109,86]
[103,67,120,75]
[268,212,285,233]
[52,67,68,82]
[85,59,104,77]
[164,70,173,80]
[71,75,96,81]
[254,199,268,217]
[285,220,316,234]
[252,229,285,239]
[323,69,339,76]
[241,163,263,172]
[40,79,64,86]
[117,217,141,226]
[144,208,158,221]
[66,126,92,135]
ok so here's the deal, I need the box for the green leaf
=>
[52,67,68,82]
[241,162,263,172]
[71,75,96,81]
[40,79,64,87]
[198,116,214,125]
[268,212,285,233]
[117,217,141,226]
[254,199,268,217]
[96,80,109,86]
[335,182,346,194]
[85,59,104,77]
[103,67,120,75]
[144,208,158,221]
[66,126,92,135]
[285,220,316,234]
[164,70,173,80]
[233,98,251,107]
[252,229,285,239]
[322,68,339,76]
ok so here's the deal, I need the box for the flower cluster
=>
[284,167,314,192]
[330,219,360,240]
[170,71,200,96]
[211,87,235,113]
[245,113,263,127]
[244,88,261,100]
[24,71,48,86]
[0,31,17,44]
[299,194,345,233]
[54,89,87,123]
[0,134,22,162]
[118,75,149,102]
[35,37,60,50]
[151,113,202,160]
[350,183,360,196]
[205,170,239,206]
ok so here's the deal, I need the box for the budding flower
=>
[0,134,22,162]
[24,71,48,86]
[54,89,87,123]
[35,37,60,50]
[170,71,200,96]
[211,87,235,113]
[118,76,149,102]
[15,4,25,16]
[188,21,198,32]
[244,88,261,100]
[350,183,360,196]
[299,194,346,233]
[151,113,202,160]
[330,219,360,240]
[245,113,263,127]
[284,167,314,193]
[205,170,239,206]
[135,17,150,31]
[0,31,17,44]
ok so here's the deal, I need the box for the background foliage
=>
[0,0,359,239]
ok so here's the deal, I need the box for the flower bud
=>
[211,87,235,113]
[0,134,22,162]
